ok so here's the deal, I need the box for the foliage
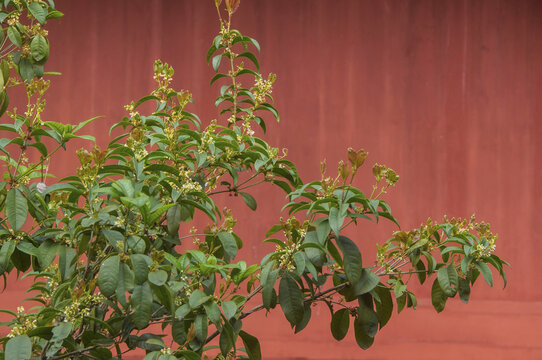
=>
[0,1,509,359]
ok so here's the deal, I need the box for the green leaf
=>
[212,54,222,71]
[353,268,380,296]
[19,59,34,83]
[238,52,260,71]
[5,335,31,360]
[374,285,393,328]
[240,192,257,210]
[336,236,362,284]
[172,320,187,345]
[73,115,102,133]
[330,308,350,341]
[28,2,47,24]
[58,246,76,281]
[131,254,150,284]
[328,207,344,237]
[7,26,21,47]
[261,261,278,310]
[219,321,235,356]
[189,289,210,308]
[30,34,48,62]
[46,322,73,357]
[431,278,447,313]
[474,262,493,287]
[37,241,58,269]
[6,188,27,232]
[97,255,120,297]
[178,350,200,360]
[132,282,153,329]
[203,302,221,325]
[166,204,181,237]
[175,304,190,320]
[278,276,304,326]
[217,232,238,259]
[210,73,229,85]
[0,240,16,273]
[294,303,312,334]
[437,265,458,297]
[194,313,208,342]
[46,10,64,19]
[293,251,305,276]
[116,263,135,306]
[353,317,374,350]
[149,203,175,225]
[458,277,471,304]
[148,269,168,286]
[222,300,237,320]
[102,228,124,250]
[239,330,262,360]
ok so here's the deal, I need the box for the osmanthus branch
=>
[207,172,263,196]
[48,345,100,360]
[377,269,429,276]
[203,282,349,345]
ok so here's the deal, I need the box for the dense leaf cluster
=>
[0,1,508,359]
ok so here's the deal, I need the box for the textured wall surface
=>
[4,0,542,358]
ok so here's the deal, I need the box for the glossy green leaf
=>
[194,313,208,342]
[336,236,362,284]
[116,263,135,306]
[474,262,493,287]
[219,321,235,355]
[5,335,31,360]
[132,282,153,329]
[97,255,120,297]
[46,10,64,19]
[437,265,458,297]
[373,285,393,328]
[172,320,187,345]
[222,300,237,320]
[294,303,312,334]
[238,52,260,71]
[278,276,304,326]
[218,232,238,259]
[240,192,257,210]
[353,317,374,350]
[261,262,278,310]
[58,246,76,281]
[148,269,168,286]
[46,322,73,357]
[166,204,181,237]
[28,2,47,24]
[458,276,471,304]
[178,350,200,360]
[7,26,21,47]
[189,289,210,308]
[239,330,262,360]
[203,301,221,325]
[102,228,124,250]
[6,188,27,232]
[353,268,379,296]
[431,278,447,313]
[212,54,222,71]
[131,254,150,284]
[30,34,48,62]
[0,240,16,273]
[330,308,350,341]
[328,207,343,237]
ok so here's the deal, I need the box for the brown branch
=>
[48,345,99,360]
[204,282,348,345]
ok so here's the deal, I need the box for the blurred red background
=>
[4,0,542,358]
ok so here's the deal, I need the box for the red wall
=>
[5,1,542,358]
